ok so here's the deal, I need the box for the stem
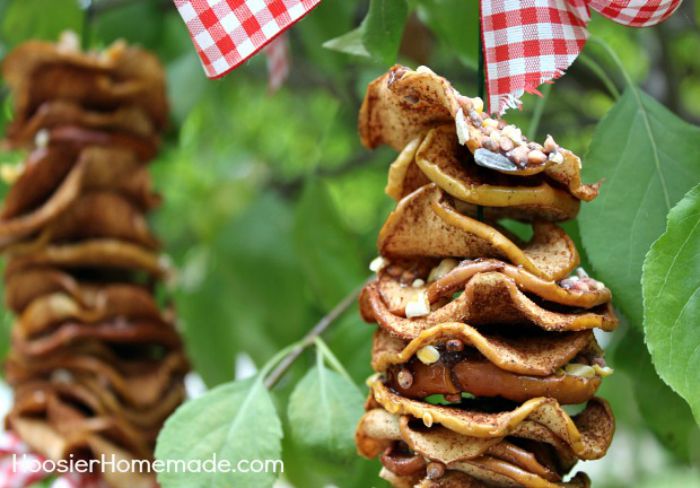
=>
[258,342,302,380]
[81,0,95,50]
[578,53,621,99]
[588,36,635,89]
[527,83,551,140]
[475,13,485,222]
[477,5,485,101]
[315,337,354,384]
[263,281,365,388]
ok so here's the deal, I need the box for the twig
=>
[81,0,95,49]
[577,53,621,99]
[527,83,552,141]
[263,281,365,388]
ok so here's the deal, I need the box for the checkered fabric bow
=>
[482,0,683,113]
[173,0,319,80]
[173,1,681,107]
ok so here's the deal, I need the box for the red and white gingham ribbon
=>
[0,432,106,488]
[263,33,290,92]
[482,0,683,113]
[173,1,682,108]
[173,0,319,80]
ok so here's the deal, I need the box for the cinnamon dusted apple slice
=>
[357,408,593,488]
[368,378,615,461]
[0,145,158,244]
[4,191,159,253]
[372,326,610,405]
[46,374,186,431]
[5,239,167,279]
[382,469,589,488]
[41,125,158,161]
[9,381,154,461]
[387,126,581,221]
[14,284,165,340]
[8,100,157,146]
[378,258,611,313]
[9,412,164,488]
[379,468,489,488]
[12,319,182,361]
[360,260,617,336]
[360,65,599,201]
[371,325,598,376]
[7,349,188,408]
[2,33,168,136]
[379,184,578,281]
[5,267,85,313]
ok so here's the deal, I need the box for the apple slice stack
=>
[356,66,617,488]
[0,33,187,488]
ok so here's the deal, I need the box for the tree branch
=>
[263,281,365,389]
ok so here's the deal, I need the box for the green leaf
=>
[416,0,479,69]
[92,0,164,49]
[643,183,700,424]
[361,0,409,65]
[322,26,370,58]
[175,195,313,386]
[287,360,365,457]
[156,376,282,488]
[293,179,366,310]
[613,327,700,461]
[323,0,408,65]
[2,0,82,46]
[637,468,700,488]
[579,88,700,329]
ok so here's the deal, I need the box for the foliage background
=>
[0,0,699,487]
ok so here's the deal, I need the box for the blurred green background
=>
[0,0,699,487]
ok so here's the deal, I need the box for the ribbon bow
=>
[482,0,682,113]
[174,0,681,110]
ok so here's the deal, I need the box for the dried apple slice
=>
[0,146,158,244]
[368,378,614,461]
[12,319,182,359]
[360,65,599,201]
[371,325,597,376]
[5,239,167,279]
[14,284,165,339]
[2,34,168,136]
[7,349,188,408]
[403,126,581,221]
[372,325,607,404]
[4,191,159,253]
[379,184,578,281]
[8,99,157,146]
[358,408,592,488]
[361,272,617,336]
